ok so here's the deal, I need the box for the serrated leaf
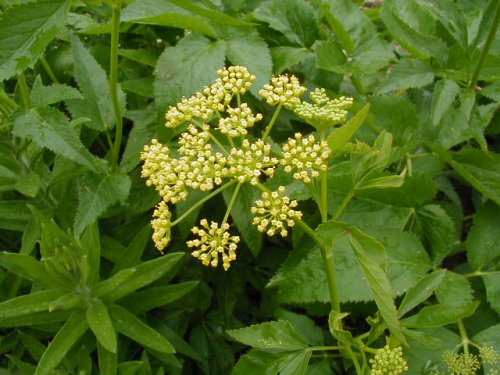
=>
[227,320,308,352]
[223,27,272,98]
[74,172,131,237]
[30,77,83,108]
[380,0,448,62]
[223,183,262,257]
[417,204,457,265]
[435,271,474,307]
[271,46,311,74]
[328,103,370,156]
[232,350,303,375]
[315,39,348,74]
[401,302,479,328]
[279,350,311,375]
[68,35,125,131]
[109,304,175,353]
[398,270,446,318]
[12,107,101,172]
[466,201,500,271]
[0,0,69,81]
[377,59,434,94]
[431,79,460,126]
[165,0,249,26]
[0,200,31,231]
[35,311,88,375]
[121,0,217,37]
[154,34,225,109]
[483,272,500,314]
[254,0,319,48]
[86,299,117,354]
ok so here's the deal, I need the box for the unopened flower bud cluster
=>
[369,345,408,375]
[141,66,353,270]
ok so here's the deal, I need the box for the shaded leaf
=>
[328,103,370,156]
[86,300,117,354]
[431,79,460,126]
[401,302,479,328]
[30,76,83,108]
[232,350,303,375]
[377,59,434,94]
[435,271,474,307]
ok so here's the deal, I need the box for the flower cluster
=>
[187,219,239,270]
[369,345,408,375]
[442,351,480,375]
[480,345,500,365]
[294,88,353,130]
[280,133,331,183]
[218,103,263,137]
[259,74,306,109]
[165,66,256,128]
[251,186,302,236]
[151,201,172,251]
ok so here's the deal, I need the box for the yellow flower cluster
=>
[251,186,302,236]
[218,103,263,137]
[442,351,480,375]
[259,74,306,109]
[151,201,172,251]
[187,219,239,270]
[294,88,353,130]
[369,345,408,375]
[280,133,331,183]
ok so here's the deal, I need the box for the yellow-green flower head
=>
[369,345,408,375]
[294,88,353,131]
[187,219,240,270]
[217,65,256,95]
[140,139,188,203]
[178,124,212,157]
[251,186,302,237]
[480,345,500,365]
[443,351,480,375]
[280,133,331,183]
[165,92,215,128]
[151,200,172,252]
[259,74,307,109]
[218,103,263,137]
[223,139,278,185]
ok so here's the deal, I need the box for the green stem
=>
[306,345,341,352]
[0,91,18,112]
[262,103,283,141]
[457,320,470,354]
[110,1,123,169]
[17,74,31,109]
[319,131,329,223]
[41,57,59,83]
[223,182,242,224]
[469,4,500,89]
[171,181,236,227]
[333,189,355,220]
[350,75,365,96]
[345,344,363,374]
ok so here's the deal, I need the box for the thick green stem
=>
[171,181,236,227]
[469,4,500,89]
[457,320,470,354]
[223,182,242,224]
[17,74,31,109]
[110,1,123,169]
[262,103,283,141]
[0,91,18,112]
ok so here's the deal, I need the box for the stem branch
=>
[110,2,123,168]
[262,103,283,141]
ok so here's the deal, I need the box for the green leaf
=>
[232,350,304,375]
[104,252,185,302]
[271,46,311,74]
[227,320,308,352]
[154,34,225,109]
[416,204,457,265]
[68,34,125,132]
[121,0,217,37]
[279,350,311,375]
[482,273,500,315]
[35,311,88,375]
[30,76,83,108]
[472,323,500,374]
[223,183,262,257]
[0,289,66,320]
[93,268,136,298]
[79,221,101,286]
[111,224,150,273]
[86,299,117,354]
[0,0,69,81]
[377,59,434,94]
[319,2,355,52]
[109,304,175,353]
[120,281,199,314]
[118,49,159,67]
[315,40,348,74]
[163,0,249,26]
[357,170,406,191]
[398,270,446,318]
[12,107,101,172]
[436,148,500,205]
[14,174,41,197]
[74,172,131,237]
[254,0,319,48]
[0,252,55,287]
[467,201,500,271]
[401,302,479,328]
[98,343,117,375]
[223,27,272,98]
[431,79,460,126]
[0,200,31,231]
[380,0,447,62]
[435,271,474,307]
[328,103,370,156]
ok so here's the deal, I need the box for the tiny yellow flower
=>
[369,345,408,375]
[251,186,302,237]
[217,65,256,95]
[151,200,172,252]
[259,74,306,109]
[218,103,263,137]
[187,219,240,271]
